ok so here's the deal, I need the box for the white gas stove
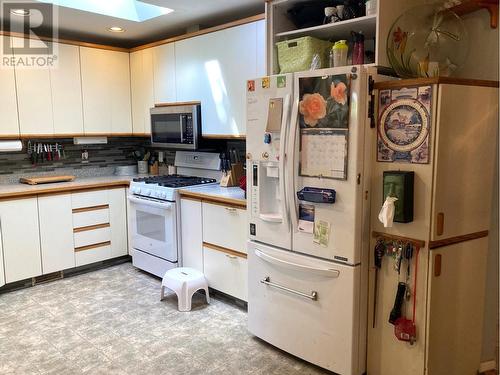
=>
[128,152,220,277]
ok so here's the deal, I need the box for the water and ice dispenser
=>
[251,161,283,223]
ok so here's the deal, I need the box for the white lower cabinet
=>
[204,245,248,302]
[0,198,42,283]
[109,188,128,258]
[180,195,247,301]
[38,194,75,274]
[180,198,203,272]
[0,223,5,287]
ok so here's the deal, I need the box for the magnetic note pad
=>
[266,98,283,132]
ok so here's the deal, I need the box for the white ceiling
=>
[0,0,265,48]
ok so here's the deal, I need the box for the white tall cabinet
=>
[0,36,20,137]
[131,48,155,134]
[152,43,176,104]
[0,198,42,283]
[175,20,266,136]
[80,47,132,134]
[50,43,84,135]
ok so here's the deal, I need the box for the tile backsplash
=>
[0,137,150,183]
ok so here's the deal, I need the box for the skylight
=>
[37,0,173,22]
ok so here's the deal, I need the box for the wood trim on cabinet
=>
[0,133,150,140]
[203,242,247,259]
[0,31,130,52]
[202,134,246,140]
[130,14,265,52]
[429,230,489,250]
[179,190,246,208]
[75,241,111,252]
[0,182,129,201]
[154,101,201,107]
[73,223,110,233]
[72,204,109,214]
[373,77,499,90]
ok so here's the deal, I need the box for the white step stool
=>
[160,267,210,312]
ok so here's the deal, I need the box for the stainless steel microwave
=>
[150,103,201,149]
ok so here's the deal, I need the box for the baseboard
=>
[478,360,497,374]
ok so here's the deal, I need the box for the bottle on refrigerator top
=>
[330,40,348,67]
[351,31,365,65]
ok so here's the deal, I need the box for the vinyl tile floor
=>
[0,262,331,375]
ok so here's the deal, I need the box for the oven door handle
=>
[128,195,174,210]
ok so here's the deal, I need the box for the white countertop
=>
[0,175,144,199]
[179,184,246,206]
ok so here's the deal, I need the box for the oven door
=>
[128,195,178,262]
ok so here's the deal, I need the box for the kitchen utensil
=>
[373,240,385,327]
[389,282,406,324]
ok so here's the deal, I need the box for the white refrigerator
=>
[246,66,374,375]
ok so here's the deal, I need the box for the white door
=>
[175,21,262,136]
[287,67,370,265]
[80,46,112,133]
[131,48,155,134]
[13,37,54,135]
[50,43,84,135]
[246,74,293,250]
[128,195,177,262]
[108,50,132,134]
[180,198,203,271]
[109,188,128,258]
[0,221,4,287]
[0,198,42,283]
[247,241,362,375]
[0,36,20,137]
[38,194,75,273]
[152,43,176,104]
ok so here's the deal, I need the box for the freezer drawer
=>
[247,241,363,375]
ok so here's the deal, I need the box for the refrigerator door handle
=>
[279,94,291,226]
[255,249,340,278]
[286,98,300,231]
[260,276,318,301]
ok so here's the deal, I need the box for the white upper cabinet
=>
[80,47,132,134]
[50,43,84,135]
[152,43,176,104]
[13,37,54,135]
[0,36,20,137]
[131,48,155,134]
[175,21,264,136]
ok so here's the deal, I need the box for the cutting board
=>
[20,175,76,185]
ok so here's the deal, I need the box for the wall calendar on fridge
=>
[298,74,350,180]
[377,85,432,164]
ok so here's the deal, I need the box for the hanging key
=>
[372,239,385,328]
[405,243,413,300]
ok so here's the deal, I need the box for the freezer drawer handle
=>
[261,276,318,301]
[255,249,340,278]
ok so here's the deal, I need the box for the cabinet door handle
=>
[434,254,442,277]
[436,213,444,236]
[225,207,237,213]
[225,254,237,259]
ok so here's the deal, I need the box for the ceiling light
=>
[11,9,30,16]
[108,26,125,33]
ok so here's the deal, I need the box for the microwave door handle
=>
[180,115,184,144]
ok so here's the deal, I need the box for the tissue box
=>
[383,171,414,223]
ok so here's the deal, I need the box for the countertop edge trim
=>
[179,190,246,208]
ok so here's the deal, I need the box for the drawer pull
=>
[225,254,238,259]
[261,276,318,301]
[225,207,237,213]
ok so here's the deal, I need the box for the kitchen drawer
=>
[72,207,110,228]
[202,202,246,253]
[71,190,108,209]
[203,244,247,301]
[75,244,112,267]
[74,226,111,248]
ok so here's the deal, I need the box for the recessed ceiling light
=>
[11,9,30,16]
[107,26,125,33]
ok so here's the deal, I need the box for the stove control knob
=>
[134,188,141,194]
[146,190,151,196]
[161,193,167,199]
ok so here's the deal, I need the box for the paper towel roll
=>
[0,140,22,152]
